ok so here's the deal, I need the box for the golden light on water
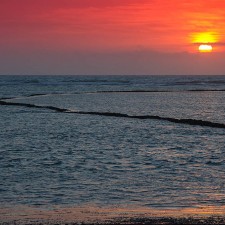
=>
[198,44,213,52]
[1,205,225,223]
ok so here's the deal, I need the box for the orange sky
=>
[1,0,225,74]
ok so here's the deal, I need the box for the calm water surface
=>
[0,75,225,210]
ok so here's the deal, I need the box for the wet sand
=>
[1,205,225,225]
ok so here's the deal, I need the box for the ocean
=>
[0,75,225,223]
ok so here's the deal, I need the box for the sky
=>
[1,0,225,75]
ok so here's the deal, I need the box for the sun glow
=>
[191,32,217,52]
[192,32,218,44]
[198,44,213,52]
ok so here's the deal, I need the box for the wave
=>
[2,89,225,101]
[26,93,54,97]
[206,160,223,166]
[0,93,71,100]
[87,89,225,94]
[24,79,40,84]
[1,100,225,129]
[0,100,68,112]
[62,79,130,84]
[177,80,225,85]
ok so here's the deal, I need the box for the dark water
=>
[0,75,225,209]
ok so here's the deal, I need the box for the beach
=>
[1,205,225,224]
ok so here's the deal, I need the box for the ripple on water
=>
[1,76,225,210]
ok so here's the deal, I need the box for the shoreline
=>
[1,205,225,225]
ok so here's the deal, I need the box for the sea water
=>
[0,75,225,209]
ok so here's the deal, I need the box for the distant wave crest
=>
[2,89,225,101]
[1,99,225,129]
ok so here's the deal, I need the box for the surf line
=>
[2,88,225,101]
[2,88,225,103]
[1,100,225,129]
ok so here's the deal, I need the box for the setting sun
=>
[198,44,213,52]
[191,32,217,53]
